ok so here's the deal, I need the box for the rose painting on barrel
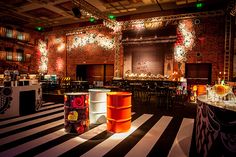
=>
[64,92,89,134]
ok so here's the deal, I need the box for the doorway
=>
[76,64,114,85]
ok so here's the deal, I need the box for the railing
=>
[111,79,187,109]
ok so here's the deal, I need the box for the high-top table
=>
[196,95,236,157]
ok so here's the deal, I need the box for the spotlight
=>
[72,7,82,18]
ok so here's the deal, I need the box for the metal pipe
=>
[155,0,163,11]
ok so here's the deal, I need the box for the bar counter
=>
[196,95,236,157]
[0,85,42,119]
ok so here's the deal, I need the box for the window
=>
[6,51,13,61]
[17,52,24,61]
[17,32,24,40]
[5,47,13,61]
[6,27,13,38]
[16,48,24,62]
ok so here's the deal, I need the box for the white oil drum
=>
[88,89,111,124]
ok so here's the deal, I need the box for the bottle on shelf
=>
[4,69,11,87]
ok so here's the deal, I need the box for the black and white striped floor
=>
[0,102,195,157]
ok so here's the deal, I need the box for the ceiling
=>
[0,0,230,30]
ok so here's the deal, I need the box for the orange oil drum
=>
[106,92,132,133]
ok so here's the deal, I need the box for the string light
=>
[178,21,195,49]
[130,20,145,30]
[103,20,122,32]
[68,32,115,51]
[174,19,195,62]
[174,45,186,62]
[38,39,48,74]
[80,9,99,20]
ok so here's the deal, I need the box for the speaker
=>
[1,87,12,96]
[72,7,82,18]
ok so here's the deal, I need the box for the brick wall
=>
[46,28,116,80]
[44,15,226,82]
[46,35,66,78]
[186,16,225,83]
[0,28,41,74]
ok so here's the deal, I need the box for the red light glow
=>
[56,57,64,71]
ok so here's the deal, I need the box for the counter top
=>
[198,95,236,112]
[0,84,42,119]
[196,95,236,156]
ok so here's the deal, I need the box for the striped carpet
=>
[0,102,195,157]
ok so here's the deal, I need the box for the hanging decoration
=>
[68,33,115,51]
[174,19,195,62]
[38,39,48,74]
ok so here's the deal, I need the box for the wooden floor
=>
[0,97,198,157]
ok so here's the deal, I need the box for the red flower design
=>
[76,124,84,134]
[71,96,84,108]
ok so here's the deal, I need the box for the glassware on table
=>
[212,84,232,102]
[206,84,213,100]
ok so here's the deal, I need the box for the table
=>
[196,95,236,157]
